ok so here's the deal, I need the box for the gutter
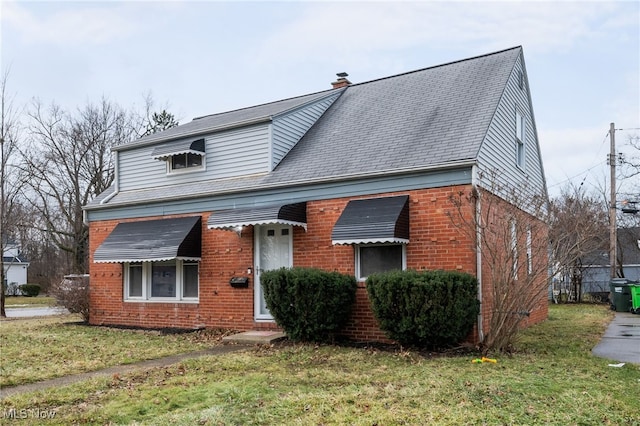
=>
[472,164,484,343]
[84,159,477,211]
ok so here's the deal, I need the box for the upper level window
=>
[151,138,206,174]
[171,152,203,171]
[515,110,525,169]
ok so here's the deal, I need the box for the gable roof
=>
[88,46,527,210]
[584,227,640,267]
[269,47,520,182]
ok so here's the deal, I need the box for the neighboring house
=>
[580,227,640,296]
[3,242,30,295]
[84,46,549,343]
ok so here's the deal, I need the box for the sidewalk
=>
[0,344,249,399]
[592,311,640,365]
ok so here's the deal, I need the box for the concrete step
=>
[222,330,286,345]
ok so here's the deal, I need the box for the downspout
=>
[472,165,484,343]
[100,151,120,205]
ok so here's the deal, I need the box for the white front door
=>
[254,224,292,321]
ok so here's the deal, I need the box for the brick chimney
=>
[331,72,351,89]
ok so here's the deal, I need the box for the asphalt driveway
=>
[592,311,640,365]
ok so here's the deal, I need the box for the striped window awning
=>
[207,203,307,230]
[332,195,409,245]
[151,138,205,160]
[94,216,202,263]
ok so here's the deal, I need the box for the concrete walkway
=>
[0,329,288,399]
[592,311,640,365]
[0,344,249,399]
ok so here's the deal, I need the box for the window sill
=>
[166,167,206,176]
[124,299,199,304]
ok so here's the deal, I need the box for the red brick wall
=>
[89,185,548,343]
[475,189,549,342]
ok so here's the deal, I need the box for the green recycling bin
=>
[630,285,640,314]
[609,279,633,312]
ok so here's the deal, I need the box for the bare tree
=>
[19,98,138,274]
[549,184,609,301]
[0,71,25,317]
[621,133,640,179]
[134,93,179,139]
[448,174,550,352]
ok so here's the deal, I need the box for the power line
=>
[547,131,610,189]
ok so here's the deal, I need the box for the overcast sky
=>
[1,1,639,198]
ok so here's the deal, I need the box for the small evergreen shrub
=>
[261,267,357,342]
[19,284,41,297]
[366,270,479,348]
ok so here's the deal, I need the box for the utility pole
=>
[609,123,617,279]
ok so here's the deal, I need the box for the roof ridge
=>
[191,87,340,122]
[350,45,523,88]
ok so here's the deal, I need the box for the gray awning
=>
[151,138,205,160]
[94,216,202,263]
[208,203,307,230]
[332,195,409,245]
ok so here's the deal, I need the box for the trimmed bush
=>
[18,284,41,297]
[367,270,479,348]
[261,267,357,342]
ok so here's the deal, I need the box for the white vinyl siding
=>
[476,54,546,202]
[207,125,270,179]
[118,124,271,191]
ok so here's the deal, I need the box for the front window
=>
[151,261,177,297]
[124,260,199,301]
[356,244,406,280]
[128,262,143,298]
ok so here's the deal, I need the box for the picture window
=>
[124,260,199,301]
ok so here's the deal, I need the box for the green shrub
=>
[366,270,479,348]
[261,267,357,342]
[19,284,41,297]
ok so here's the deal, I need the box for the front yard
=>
[1,305,639,425]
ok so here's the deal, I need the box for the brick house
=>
[84,46,549,343]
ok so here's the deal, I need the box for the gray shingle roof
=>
[267,47,519,182]
[90,47,522,209]
[116,90,340,151]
